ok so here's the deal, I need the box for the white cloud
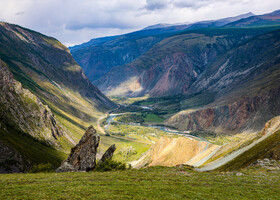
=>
[0,0,279,46]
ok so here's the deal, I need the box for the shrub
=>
[29,163,54,173]
[95,159,126,172]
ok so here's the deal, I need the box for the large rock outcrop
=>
[56,126,100,172]
[98,144,116,165]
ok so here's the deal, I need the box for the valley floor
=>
[1,166,280,200]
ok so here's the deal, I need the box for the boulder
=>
[55,162,78,172]
[56,125,100,172]
[98,144,116,165]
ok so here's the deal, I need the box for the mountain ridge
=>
[0,22,116,172]
[70,11,256,82]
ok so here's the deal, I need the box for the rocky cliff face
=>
[0,140,31,174]
[70,12,255,83]
[166,29,280,134]
[167,87,280,134]
[70,31,168,81]
[94,26,278,97]
[0,22,115,117]
[0,60,64,147]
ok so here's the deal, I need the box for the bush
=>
[95,159,126,172]
[29,163,54,173]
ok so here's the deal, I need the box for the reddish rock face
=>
[167,87,280,134]
[139,53,198,97]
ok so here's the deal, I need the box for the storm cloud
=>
[0,0,278,46]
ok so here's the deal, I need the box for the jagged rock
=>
[56,126,100,172]
[98,144,116,165]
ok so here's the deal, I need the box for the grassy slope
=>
[0,166,279,199]
[217,130,280,171]
[0,123,67,168]
[0,23,118,166]
[99,135,151,163]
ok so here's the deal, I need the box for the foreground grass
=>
[1,166,280,200]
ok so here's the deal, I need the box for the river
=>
[105,106,207,142]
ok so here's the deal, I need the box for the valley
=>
[0,6,280,200]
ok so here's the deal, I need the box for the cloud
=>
[0,0,279,46]
[15,11,24,16]
[144,0,171,10]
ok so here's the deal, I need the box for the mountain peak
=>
[143,23,173,30]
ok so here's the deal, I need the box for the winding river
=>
[105,105,207,142]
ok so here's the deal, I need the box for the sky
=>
[0,0,279,47]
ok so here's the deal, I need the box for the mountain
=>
[69,10,280,136]
[69,29,175,81]
[143,23,175,30]
[0,22,116,172]
[70,12,255,82]
[225,10,280,27]
[0,60,67,173]
[94,26,279,97]
[166,28,280,134]
[186,12,255,29]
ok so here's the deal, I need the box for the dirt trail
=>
[97,112,108,135]
[97,105,120,135]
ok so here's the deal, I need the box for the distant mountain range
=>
[143,12,255,30]
[69,11,256,82]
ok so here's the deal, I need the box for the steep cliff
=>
[0,22,116,142]
[168,87,280,134]
[0,60,68,172]
[94,26,279,97]
[0,60,64,147]
[70,30,169,81]
[0,22,116,172]
[166,29,280,134]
